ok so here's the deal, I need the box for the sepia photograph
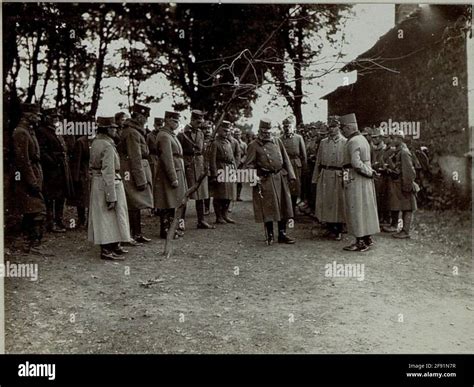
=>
[1,1,472,373]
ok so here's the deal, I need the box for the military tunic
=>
[386,143,417,211]
[342,133,380,238]
[70,136,92,208]
[312,133,346,223]
[178,125,209,200]
[209,138,237,200]
[371,143,390,215]
[280,133,307,197]
[88,134,131,245]
[117,126,154,209]
[154,128,188,209]
[244,137,295,223]
[37,124,74,200]
[12,123,46,214]
[146,130,160,186]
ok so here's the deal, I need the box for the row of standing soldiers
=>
[11,102,420,256]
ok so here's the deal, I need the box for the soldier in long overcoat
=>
[155,111,188,239]
[209,121,237,224]
[117,117,154,243]
[280,116,307,213]
[383,130,418,239]
[70,135,93,227]
[147,117,163,215]
[243,119,296,245]
[88,117,130,260]
[340,114,380,252]
[177,110,212,229]
[12,103,47,251]
[37,108,74,232]
[202,121,213,215]
[312,116,346,240]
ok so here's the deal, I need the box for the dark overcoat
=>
[280,133,307,197]
[12,123,47,214]
[37,124,74,200]
[244,136,295,223]
[178,125,209,200]
[386,143,418,211]
[117,126,154,209]
[209,137,236,200]
[70,135,92,208]
[154,128,188,209]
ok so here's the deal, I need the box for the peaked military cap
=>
[97,117,118,128]
[132,104,150,117]
[21,103,41,115]
[154,117,164,127]
[165,111,180,120]
[339,113,358,132]
[191,110,205,120]
[259,118,272,130]
[219,120,232,129]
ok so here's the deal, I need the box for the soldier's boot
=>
[394,211,412,239]
[168,213,183,239]
[236,183,243,201]
[204,198,211,215]
[222,200,236,224]
[382,211,399,233]
[77,206,86,228]
[196,200,215,229]
[54,199,67,231]
[363,235,375,246]
[277,220,295,244]
[160,212,169,239]
[264,222,274,245]
[214,200,226,224]
[291,196,298,216]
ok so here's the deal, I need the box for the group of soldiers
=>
[12,102,420,259]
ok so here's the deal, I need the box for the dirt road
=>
[4,187,473,353]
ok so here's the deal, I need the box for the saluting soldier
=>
[243,118,296,245]
[155,111,188,239]
[88,117,130,260]
[340,113,379,252]
[383,130,418,239]
[312,116,346,240]
[37,108,74,233]
[233,128,248,201]
[12,103,47,252]
[117,115,154,244]
[147,117,163,215]
[70,134,94,228]
[209,121,237,224]
[177,110,213,229]
[280,116,307,214]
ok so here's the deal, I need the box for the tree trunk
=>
[39,54,53,107]
[25,31,43,103]
[56,57,63,109]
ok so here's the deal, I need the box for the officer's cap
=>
[97,117,118,128]
[339,113,358,132]
[165,111,180,121]
[132,104,150,118]
[21,103,41,115]
[191,110,205,120]
[259,118,272,130]
[154,117,164,127]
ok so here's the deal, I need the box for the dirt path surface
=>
[4,187,473,354]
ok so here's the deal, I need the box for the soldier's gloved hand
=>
[171,180,179,188]
[137,184,146,191]
[107,201,116,210]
